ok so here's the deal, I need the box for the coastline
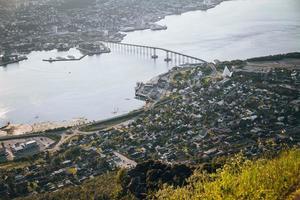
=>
[118,0,227,34]
[1,0,300,198]
[0,62,210,140]
[2,0,298,140]
[0,118,88,139]
[2,0,228,56]
[2,52,299,140]
[0,1,229,133]
[0,65,190,139]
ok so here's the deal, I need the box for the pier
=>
[102,41,208,65]
[42,54,87,63]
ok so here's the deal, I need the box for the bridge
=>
[102,41,208,65]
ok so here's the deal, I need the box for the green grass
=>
[156,149,300,200]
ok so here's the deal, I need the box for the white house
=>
[222,66,233,78]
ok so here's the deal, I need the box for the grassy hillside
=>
[156,149,300,200]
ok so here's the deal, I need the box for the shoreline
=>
[1,53,299,139]
[2,0,228,56]
[2,0,297,138]
[0,118,88,139]
[0,63,207,140]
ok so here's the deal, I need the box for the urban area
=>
[0,0,300,199]
[1,53,299,199]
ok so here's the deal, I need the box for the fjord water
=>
[0,49,170,124]
[0,0,300,124]
[124,0,300,61]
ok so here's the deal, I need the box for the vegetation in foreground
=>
[18,172,133,200]
[12,148,300,200]
[1,54,299,199]
[156,149,300,200]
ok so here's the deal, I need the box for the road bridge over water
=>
[102,41,208,65]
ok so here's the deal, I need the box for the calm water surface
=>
[0,0,299,124]
[124,0,300,60]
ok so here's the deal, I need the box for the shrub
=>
[156,149,300,200]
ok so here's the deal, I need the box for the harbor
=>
[42,54,87,63]
[43,42,111,63]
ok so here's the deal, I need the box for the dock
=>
[42,54,87,63]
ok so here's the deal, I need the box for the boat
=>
[67,55,75,59]
[150,24,167,31]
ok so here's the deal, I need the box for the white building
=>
[12,140,39,159]
[222,66,233,78]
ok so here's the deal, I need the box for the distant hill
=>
[247,52,300,62]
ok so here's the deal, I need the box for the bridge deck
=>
[103,41,207,63]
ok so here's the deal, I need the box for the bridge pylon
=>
[151,48,158,59]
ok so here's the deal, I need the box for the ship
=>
[67,55,75,59]
[150,24,167,31]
